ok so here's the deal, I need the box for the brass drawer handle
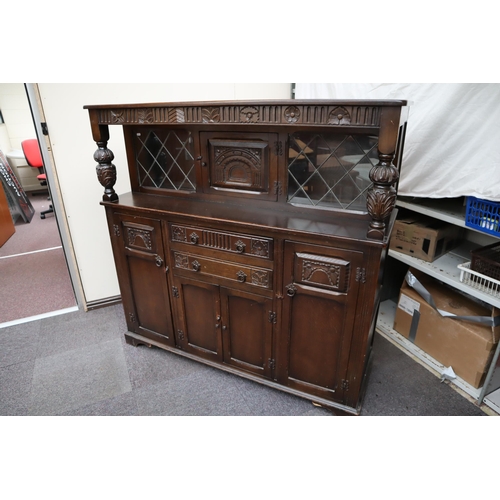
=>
[236,270,247,283]
[286,283,297,297]
[155,255,164,267]
[192,260,201,272]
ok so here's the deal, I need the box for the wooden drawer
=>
[170,223,273,260]
[172,251,273,290]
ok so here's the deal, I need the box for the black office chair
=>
[21,139,53,219]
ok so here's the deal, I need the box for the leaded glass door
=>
[287,131,379,212]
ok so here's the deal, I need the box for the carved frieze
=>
[284,106,300,123]
[328,107,351,125]
[137,109,154,124]
[168,108,185,123]
[110,111,125,124]
[202,107,220,123]
[240,106,259,123]
[96,104,383,127]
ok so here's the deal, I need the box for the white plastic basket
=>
[457,261,500,298]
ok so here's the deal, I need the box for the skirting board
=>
[86,295,122,311]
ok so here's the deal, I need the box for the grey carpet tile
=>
[36,308,122,359]
[134,367,255,416]
[112,304,130,334]
[29,339,132,416]
[58,391,139,416]
[230,375,334,416]
[124,343,203,391]
[361,336,485,416]
[0,359,35,416]
[0,320,41,368]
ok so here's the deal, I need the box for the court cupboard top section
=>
[85,99,410,240]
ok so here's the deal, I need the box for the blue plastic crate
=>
[465,196,500,236]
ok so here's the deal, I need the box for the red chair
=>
[21,139,53,219]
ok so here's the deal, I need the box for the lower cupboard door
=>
[173,276,223,363]
[220,288,273,378]
[281,285,354,403]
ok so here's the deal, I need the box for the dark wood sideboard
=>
[85,99,410,415]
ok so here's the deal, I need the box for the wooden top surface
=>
[103,192,394,247]
[84,99,409,110]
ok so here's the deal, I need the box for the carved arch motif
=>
[126,228,153,251]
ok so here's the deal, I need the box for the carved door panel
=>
[110,212,174,347]
[220,287,274,378]
[277,241,363,404]
[172,275,223,363]
[200,132,280,201]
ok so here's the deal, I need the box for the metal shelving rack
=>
[376,196,500,414]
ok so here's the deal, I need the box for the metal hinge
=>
[129,312,136,324]
[41,122,49,135]
[268,358,276,370]
[172,286,179,298]
[269,311,277,324]
[274,140,283,156]
[355,267,367,283]
[113,224,121,237]
[341,379,349,391]
[273,181,283,195]
[177,330,185,341]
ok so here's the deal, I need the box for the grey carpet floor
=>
[0,303,487,416]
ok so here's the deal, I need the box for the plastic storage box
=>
[465,196,500,236]
[471,241,500,281]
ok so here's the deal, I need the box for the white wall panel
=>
[37,83,291,304]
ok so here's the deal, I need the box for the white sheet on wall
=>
[294,83,500,201]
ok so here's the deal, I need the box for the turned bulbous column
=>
[94,140,118,203]
[366,152,399,240]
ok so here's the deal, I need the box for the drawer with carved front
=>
[293,252,350,293]
[172,251,273,290]
[169,223,273,260]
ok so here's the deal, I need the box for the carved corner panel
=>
[293,252,350,293]
[122,222,155,253]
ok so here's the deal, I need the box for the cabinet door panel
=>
[278,241,363,403]
[173,276,223,362]
[110,212,174,347]
[220,288,273,378]
[200,132,279,201]
[287,289,348,388]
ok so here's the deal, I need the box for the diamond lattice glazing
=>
[136,129,196,191]
[287,132,379,211]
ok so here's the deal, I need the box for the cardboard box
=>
[390,212,462,262]
[393,270,500,388]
